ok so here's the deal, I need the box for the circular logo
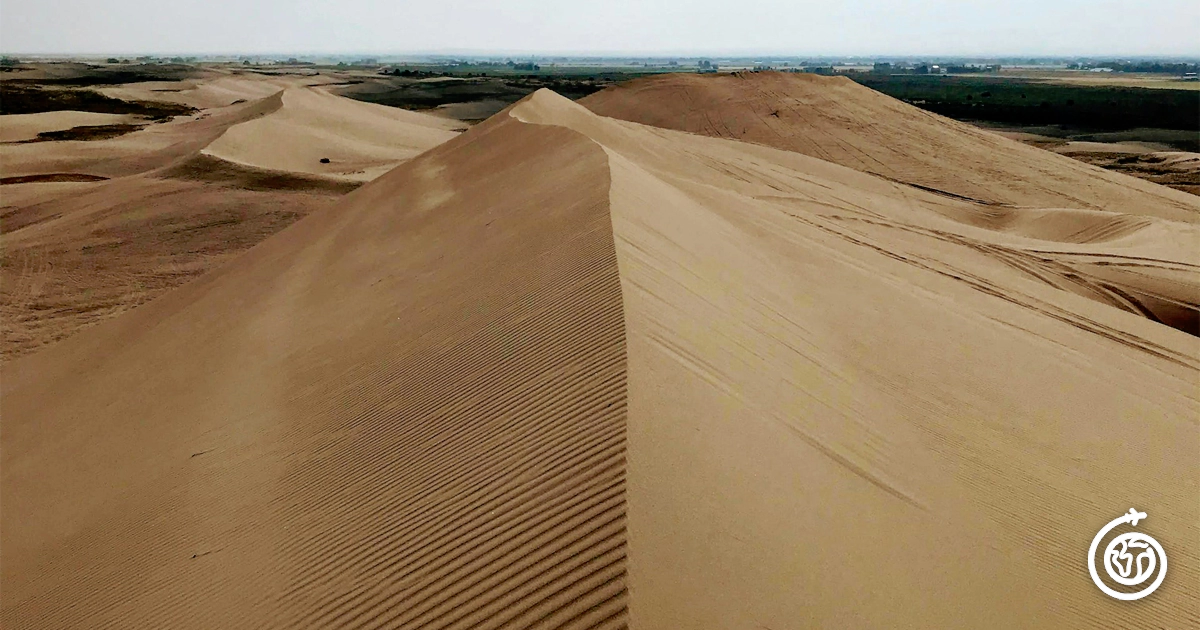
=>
[1088,508,1167,601]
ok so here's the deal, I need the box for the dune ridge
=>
[3,85,1197,629]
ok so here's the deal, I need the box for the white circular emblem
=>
[1088,508,1167,601]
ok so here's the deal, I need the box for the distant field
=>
[850,74,1199,141]
[996,69,1200,91]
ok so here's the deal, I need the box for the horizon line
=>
[5,50,1200,60]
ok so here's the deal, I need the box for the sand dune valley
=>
[2,66,1198,630]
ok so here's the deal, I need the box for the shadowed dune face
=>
[2,86,1198,629]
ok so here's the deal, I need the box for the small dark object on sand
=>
[319,157,331,164]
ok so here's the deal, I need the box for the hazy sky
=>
[2,0,1197,56]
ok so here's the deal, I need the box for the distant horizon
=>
[3,0,1197,58]
[5,51,1200,62]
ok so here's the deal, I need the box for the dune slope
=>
[3,103,628,629]
[582,71,1200,334]
[2,78,463,359]
[0,169,351,359]
[203,86,465,181]
[98,73,287,110]
[580,71,1200,217]
[0,111,140,143]
[3,89,1197,629]
[3,80,460,182]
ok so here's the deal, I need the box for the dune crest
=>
[2,87,1197,629]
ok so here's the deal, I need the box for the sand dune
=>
[3,99,629,628]
[2,77,462,359]
[99,74,289,109]
[0,90,283,179]
[203,86,465,181]
[0,111,140,143]
[1,168,351,359]
[581,71,1199,220]
[4,86,1196,629]
[3,79,460,181]
[583,71,1200,334]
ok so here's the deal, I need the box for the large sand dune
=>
[4,86,1196,628]
[583,72,1200,334]
[581,71,1199,219]
[1,169,351,359]
[2,75,461,359]
[0,111,140,143]
[3,97,629,628]
[0,89,285,180]
[3,76,459,181]
[99,74,289,110]
[203,86,465,181]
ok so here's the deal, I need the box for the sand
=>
[2,75,459,181]
[1,74,461,359]
[2,77,1198,629]
[203,86,465,181]
[1,172,351,359]
[0,111,140,143]
[580,72,1199,219]
[979,126,1199,195]
[2,101,629,628]
[0,91,282,180]
[98,74,291,109]
[583,72,1200,334]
